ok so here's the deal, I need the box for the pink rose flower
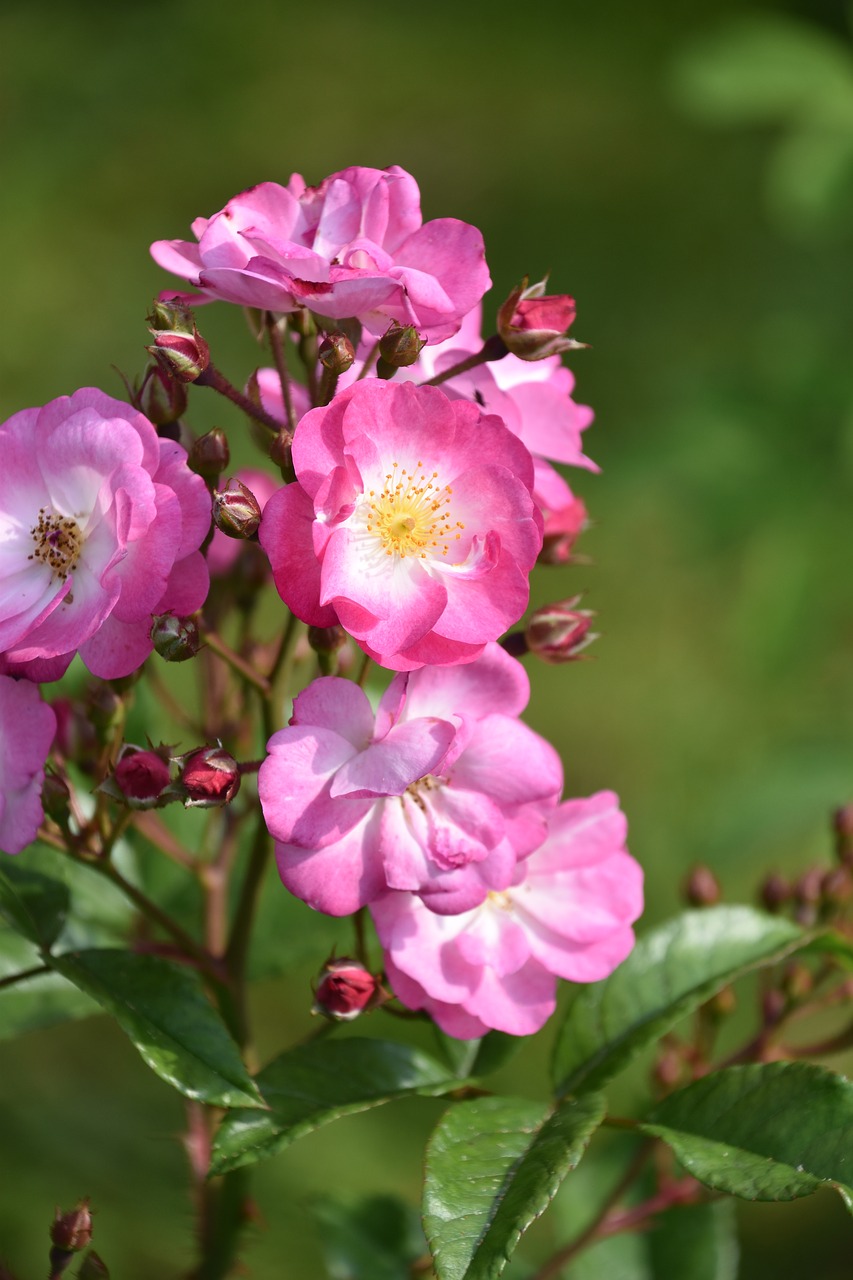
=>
[372,791,644,1039]
[259,380,542,670]
[0,389,211,682]
[151,165,491,343]
[258,644,562,917]
[0,676,57,854]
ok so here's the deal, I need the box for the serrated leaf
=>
[424,1093,605,1280]
[49,948,263,1108]
[0,929,97,1039]
[0,863,69,948]
[210,1038,459,1176]
[641,1062,853,1210]
[553,907,805,1097]
[309,1193,425,1280]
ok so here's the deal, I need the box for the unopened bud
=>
[51,1199,93,1252]
[188,427,230,481]
[150,614,201,663]
[313,958,381,1021]
[140,363,188,427]
[760,872,790,914]
[269,429,294,482]
[307,625,348,655]
[833,804,853,866]
[538,496,589,567]
[821,865,852,907]
[147,300,196,334]
[113,747,171,806]
[180,746,241,808]
[497,276,584,361]
[684,865,721,908]
[794,867,823,906]
[378,323,426,371]
[41,771,71,825]
[525,596,598,663]
[147,328,210,385]
[318,331,355,375]
[213,479,262,540]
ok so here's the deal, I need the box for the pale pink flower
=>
[259,380,542,670]
[0,676,57,854]
[151,165,491,343]
[372,791,643,1038]
[259,644,562,917]
[0,388,211,682]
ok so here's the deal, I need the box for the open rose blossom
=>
[259,380,542,670]
[258,644,562,916]
[0,676,57,854]
[371,791,643,1038]
[151,165,491,343]
[0,388,211,682]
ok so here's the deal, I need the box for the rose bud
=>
[51,1199,93,1253]
[683,864,721,907]
[268,428,294,483]
[760,872,790,914]
[525,596,598,663]
[538,495,589,567]
[140,363,188,428]
[213,478,262,540]
[377,322,426,371]
[113,746,171,807]
[318,331,356,375]
[313,958,381,1021]
[188,427,230,481]
[180,746,241,808]
[497,276,585,361]
[146,326,210,385]
[150,613,201,663]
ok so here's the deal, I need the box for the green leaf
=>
[48,948,263,1109]
[424,1092,605,1280]
[648,1200,739,1280]
[553,907,805,1096]
[641,1062,853,1210]
[210,1038,459,1176]
[309,1193,425,1280]
[432,1029,522,1079]
[0,929,97,1040]
[0,863,69,948]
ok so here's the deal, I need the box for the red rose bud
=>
[538,496,589,566]
[51,1199,93,1252]
[318,331,356,375]
[180,746,241,808]
[188,427,230,480]
[525,596,598,663]
[378,322,426,370]
[147,327,210,384]
[113,747,171,805]
[213,478,262,540]
[313,958,380,1021]
[140,363,188,427]
[497,276,584,361]
[150,613,201,662]
[683,864,721,907]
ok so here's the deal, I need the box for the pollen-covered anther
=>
[28,508,84,581]
[367,461,463,559]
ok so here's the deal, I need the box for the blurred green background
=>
[2,0,853,1274]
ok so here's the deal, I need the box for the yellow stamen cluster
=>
[404,773,442,812]
[29,508,83,581]
[366,461,464,559]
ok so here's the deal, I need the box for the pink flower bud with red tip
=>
[150,613,201,663]
[313,958,381,1022]
[140,363,188,428]
[113,746,171,808]
[212,478,263,540]
[180,746,241,808]
[525,596,598,663]
[498,277,584,361]
[146,302,210,384]
[539,494,589,566]
[188,427,230,481]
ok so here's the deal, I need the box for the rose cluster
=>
[0,163,642,1039]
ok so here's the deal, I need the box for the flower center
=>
[487,890,513,912]
[404,773,442,811]
[366,461,464,559]
[29,508,84,581]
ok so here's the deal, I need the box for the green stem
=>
[357,340,380,380]
[266,313,298,434]
[419,335,508,387]
[224,811,270,1047]
[202,627,270,697]
[0,964,50,991]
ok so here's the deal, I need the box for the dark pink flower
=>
[151,165,491,343]
[180,746,241,807]
[497,278,581,360]
[0,389,211,682]
[372,792,643,1038]
[0,676,56,854]
[313,958,380,1021]
[259,644,562,917]
[113,747,171,804]
[259,380,542,671]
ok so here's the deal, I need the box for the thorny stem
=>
[357,339,380,380]
[266,312,298,434]
[195,363,282,433]
[419,335,508,387]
